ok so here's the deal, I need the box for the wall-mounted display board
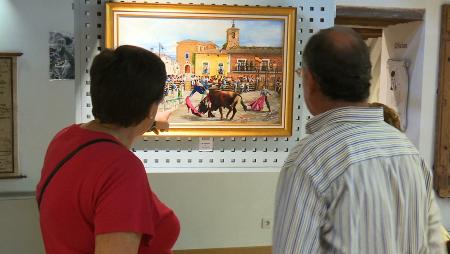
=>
[0,53,21,179]
[435,5,450,198]
[74,0,335,172]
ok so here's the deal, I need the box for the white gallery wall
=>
[0,0,75,253]
[0,0,76,192]
[379,21,424,147]
[0,0,449,253]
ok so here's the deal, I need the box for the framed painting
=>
[105,3,296,136]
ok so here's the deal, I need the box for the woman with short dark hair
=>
[37,45,179,254]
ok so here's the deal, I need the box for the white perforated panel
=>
[74,0,335,172]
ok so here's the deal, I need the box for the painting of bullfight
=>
[106,3,296,136]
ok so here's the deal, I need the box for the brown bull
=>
[198,89,247,120]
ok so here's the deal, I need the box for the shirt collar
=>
[305,106,384,134]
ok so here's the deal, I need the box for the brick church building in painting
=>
[176,21,283,89]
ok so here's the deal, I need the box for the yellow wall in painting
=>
[194,53,229,76]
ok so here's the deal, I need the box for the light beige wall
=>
[0,0,75,253]
[150,172,279,249]
[0,198,44,254]
[0,172,279,253]
[0,0,76,192]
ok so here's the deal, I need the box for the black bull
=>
[198,89,247,120]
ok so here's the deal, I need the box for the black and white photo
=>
[49,32,74,80]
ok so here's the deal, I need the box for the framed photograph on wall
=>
[49,32,75,80]
[105,3,296,137]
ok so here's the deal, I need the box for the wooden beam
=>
[337,6,424,21]
[352,27,383,40]
[336,6,424,28]
[336,17,415,28]
[0,52,23,57]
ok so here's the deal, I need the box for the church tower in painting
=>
[225,20,240,50]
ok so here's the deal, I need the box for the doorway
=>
[184,64,191,73]
[336,6,424,144]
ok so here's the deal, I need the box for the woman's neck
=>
[80,120,137,149]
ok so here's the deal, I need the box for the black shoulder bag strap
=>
[38,138,120,209]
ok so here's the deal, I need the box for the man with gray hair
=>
[273,26,445,253]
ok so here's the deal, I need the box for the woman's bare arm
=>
[95,232,141,254]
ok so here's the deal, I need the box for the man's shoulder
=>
[304,121,418,157]
[283,122,419,193]
[284,135,314,166]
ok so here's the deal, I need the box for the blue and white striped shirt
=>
[273,107,445,254]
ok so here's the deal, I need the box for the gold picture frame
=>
[105,3,296,137]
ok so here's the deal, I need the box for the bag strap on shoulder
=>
[38,138,120,209]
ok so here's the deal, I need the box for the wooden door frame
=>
[434,5,450,198]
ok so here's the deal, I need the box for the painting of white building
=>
[159,54,180,76]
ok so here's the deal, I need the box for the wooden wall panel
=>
[435,5,450,198]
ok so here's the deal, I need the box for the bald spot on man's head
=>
[302,26,372,102]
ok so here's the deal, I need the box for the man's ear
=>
[304,68,320,94]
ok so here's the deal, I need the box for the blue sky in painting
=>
[118,17,285,58]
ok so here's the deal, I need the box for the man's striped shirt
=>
[273,107,445,254]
